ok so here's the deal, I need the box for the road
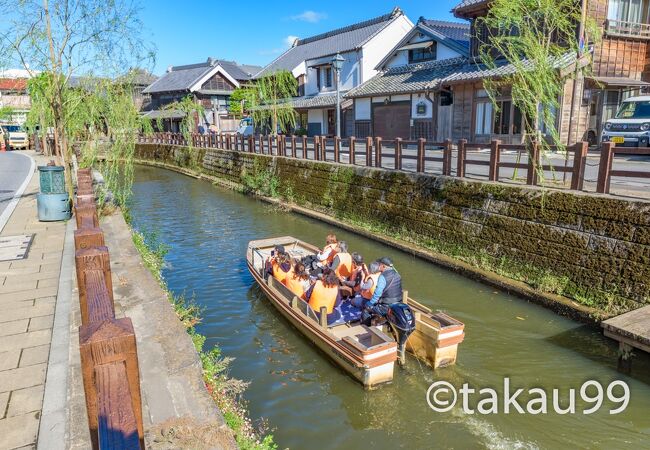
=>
[303,142,650,199]
[0,151,34,220]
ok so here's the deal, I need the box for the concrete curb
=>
[37,219,74,450]
[0,151,36,233]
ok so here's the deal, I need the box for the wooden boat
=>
[247,236,465,388]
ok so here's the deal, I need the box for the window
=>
[493,100,511,134]
[608,0,644,23]
[324,67,332,88]
[408,43,437,64]
[475,102,493,135]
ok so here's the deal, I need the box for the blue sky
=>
[141,0,463,75]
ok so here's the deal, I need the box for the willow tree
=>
[476,0,599,177]
[245,70,297,135]
[163,95,205,146]
[0,0,154,199]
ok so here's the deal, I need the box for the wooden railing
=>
[138,132,650,194]
[74,168,144,450]
[597,143,650,194]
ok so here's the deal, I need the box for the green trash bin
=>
[38,166,66,194]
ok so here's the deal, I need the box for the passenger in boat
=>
[350,261,380,308]
[306,270,342,325]
[330,241,353,280]
[362,257,403,324]
[266,245,293,284]
[317,234,338,265]
[348,253,369,293]
[284,261,311,300]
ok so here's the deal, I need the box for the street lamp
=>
[332,53,345,138]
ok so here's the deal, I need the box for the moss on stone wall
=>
[136,144,650,317]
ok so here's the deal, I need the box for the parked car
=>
[601,95,650,147]
[236,117,254,137]
[0,123,29,150]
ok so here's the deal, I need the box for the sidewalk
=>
[0,151,67,450]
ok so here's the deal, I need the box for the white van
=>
[601,95,650,147]
[0,123,29,150]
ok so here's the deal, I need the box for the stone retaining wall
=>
[136,144,650,316]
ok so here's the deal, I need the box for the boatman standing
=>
[362,257,403,325]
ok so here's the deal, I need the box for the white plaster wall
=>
[304,50,361,96]
[392,94,410,102]
[361,15,413,83]
[308,109,325,127]
[355,98,371,120]
[437,43,462,60]
[411,94,433,119]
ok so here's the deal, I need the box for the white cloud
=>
[285,35,299,47]
[259,35,300,55]
[290,10,327,23]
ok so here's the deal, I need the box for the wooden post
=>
[321,136,327,161]
[76,194,95,206]
[366,137,372,167]
[314,136,320,161]
[334,137,340,163]
[96,362,141,449]
[526,141,540,186]
[247,136,253,153]
[291,135,297,158]
[375,137,382,168]
[488,139,501,181]
[457,139,467,177]
[75,205,99,229]
[349,136,356,165]
[302,136,308,159]
[395,138,402,170]
[74,228,105,251]
[259,135,265,154]
[319,306,328,328]
[597,142,614,194]
[75,246,113,325]
[79,318,144,449]
[280,135,286,156]
[83,269,116,324]
[417,138,425,173]
[268,135,273,155]
[78,168,92,177]
[442,139,452,176]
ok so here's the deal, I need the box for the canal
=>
[130,165,650,449]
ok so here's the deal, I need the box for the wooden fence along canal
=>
[137,132,650,195]
[73,168,144,449]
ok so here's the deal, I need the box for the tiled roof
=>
[144,58,262,94]
[443,52,577,84]
[347,57,466,98]
[348,52,577,98]
[452,0,489,13]
[420,19,470,49]
[0,78,27,91]
[255,8,404,77]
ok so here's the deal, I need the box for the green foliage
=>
[242,70,297,135]
[130,228,169,282]
[228,88,251,118]
[164,95,205,147]
[0,106,15,121]
[477,0,601,171]
[241,168,280,197]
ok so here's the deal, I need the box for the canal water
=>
[130,165,650,450]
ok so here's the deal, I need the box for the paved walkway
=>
[0,151,66,450]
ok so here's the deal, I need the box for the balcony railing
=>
[606,19,650,40]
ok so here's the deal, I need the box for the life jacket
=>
[285,274,307,300]
[361,273,380,300]
[334,252,353,278]
[272,261,292,284]
[379,268,403,304]
[308,280,339,314]
[323,243,338,264]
